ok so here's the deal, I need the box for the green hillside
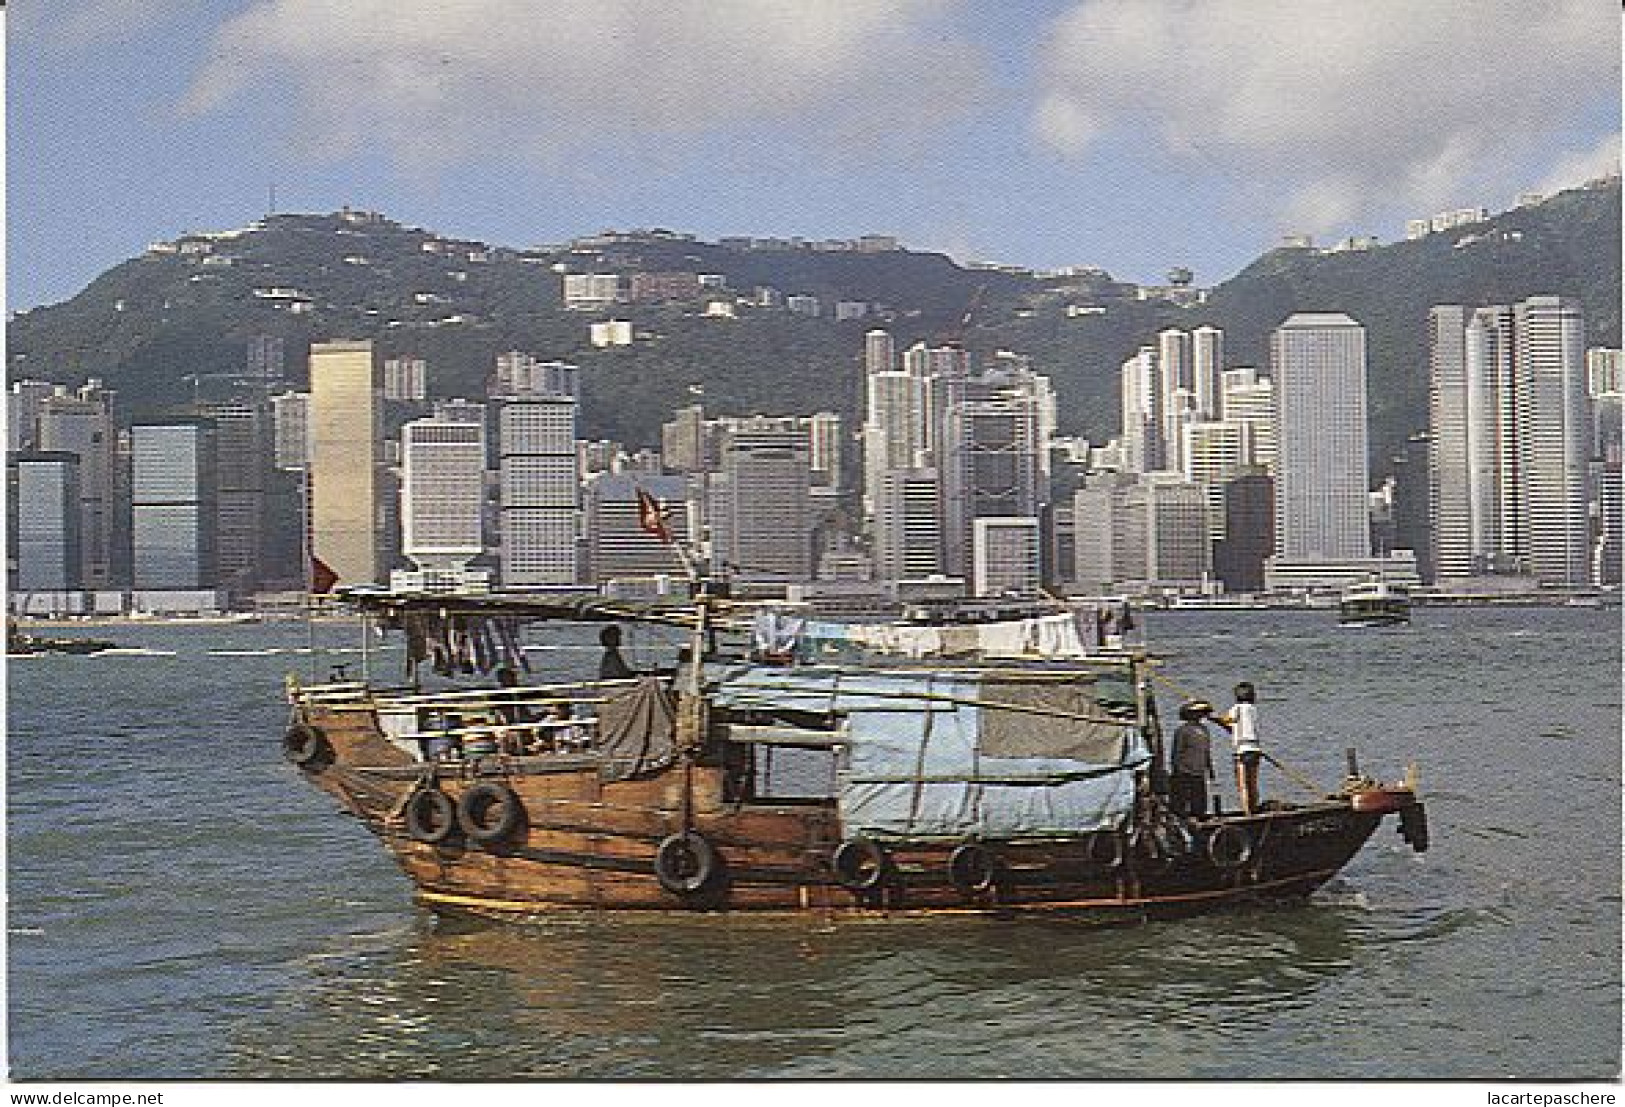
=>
[8,181,1618,480]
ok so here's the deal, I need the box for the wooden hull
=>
[292,694,1417,921]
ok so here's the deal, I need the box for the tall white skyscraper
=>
[1270,313,1370,562]
[1516,295,1590,585]
[493,354,580,587]
[1192,325,1225,420]
[1219,367,1276,470]
[400,414,485,576]
[1119,346,1160,473]
[1157,328,1193,459]
[1429,296,1591,586]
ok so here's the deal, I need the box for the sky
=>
[8,0,1621,310]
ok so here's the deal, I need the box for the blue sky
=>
[9,1,1620,310]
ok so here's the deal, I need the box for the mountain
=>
[9,180,1619,477]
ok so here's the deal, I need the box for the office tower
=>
[36,381,120,588]
[130,423,217,589]
[1213,472,1275,593]
[804,412,843,492]
[9,452,82,590]
[383,356,428,401]
[864,329,896,375]
[902,341,970,461]
[1389,433,1433,581]
[661,404,714,474]
[1430,297,1592,586]
[973,516,1041,598]
[1136,478,1211,589]
[1270,313,1371,562]
[1071,471,1139,594]
[863,370,923,518]
[1192,325,1225,420]
[1119,347,1161,473]
[271,391,310,471]
[585,473,691,583]
[400,414,486,581]
[245,334,286,387]
[493,354,580,587]
[941,372,1045,578]
[711,417,811,581]
[873,468,944,582]
[1219,367,1276,470]
[197,399,272,596]
[1516,296,1590,586]
[8,379,56,451]
[308,340,382,586]
[1183,419,1252,540]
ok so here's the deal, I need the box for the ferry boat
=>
[1338,579,1412,627]
[281,587,1429,920]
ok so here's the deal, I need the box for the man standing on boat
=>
[1168,701,1218,817]
[1215,682,1263,815]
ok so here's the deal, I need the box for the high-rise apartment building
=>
[1517,296,1590,586]
[130,423,217,589]
[1119,347,1161,473]
[1192,325,1225,420]
[383,356,428,401]
[1157,328,1193,456]
[864,329,896,375]
[309,340,382,586]
[493,354,580,587]
[1219,367,1276,470]
[804,412,843,492]
[1270,313,1371,564]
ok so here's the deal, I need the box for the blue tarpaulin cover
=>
[710,665,1149,839]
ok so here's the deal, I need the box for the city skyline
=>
[11,2,1619,310]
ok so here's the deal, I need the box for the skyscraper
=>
[1270,313,1370,563]
[873,468,943,582]
[585,473,692,584]
[710,417,811,582]
[309,340,382,586]
[37,381,119,588]
[1192,325,1225,420]
[1429,296,1592,586]
[972,517,1041,598]
[197,398,272,597]
[1119,347,1160,473]
[400,413,486,583]
[9,452,82,591]
[130,423,217,590]
[941,370,1046,578]
[864,329,896,375]
[493,354,580,587]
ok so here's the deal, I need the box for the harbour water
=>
[6,607,1620,1081]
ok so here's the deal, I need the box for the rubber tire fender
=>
[282,721,330,768]
[654,831,722,895]
[1205,823,1254,870]
[404,788,458,845]
[830,837,891,892]
[457,781,525,845]
[946,842,1000,897]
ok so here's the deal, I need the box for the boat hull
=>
[292,696,1417,920]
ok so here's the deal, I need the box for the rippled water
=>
[7,608,1620,1080]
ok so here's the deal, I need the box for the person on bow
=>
[1215,682,1264,815]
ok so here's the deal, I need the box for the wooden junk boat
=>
[283,587,1429,919]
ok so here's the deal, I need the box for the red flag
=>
[636,487,672,543]
[310,556,339,594]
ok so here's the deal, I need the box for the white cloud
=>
[1535,132,1622,195]
[181,0,986,171]
[1033,0,1619,233]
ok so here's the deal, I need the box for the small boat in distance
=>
[281,584,1430,922]
[7,620,116,657]
[1339,578,1412,627]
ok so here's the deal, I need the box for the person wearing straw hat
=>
[1168,700,1218,818]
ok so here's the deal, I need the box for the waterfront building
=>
[197,399,272,597]
[130,422,217,589]
[37,381,120,588]
[1269,313,1371,569]
[493,354,580,587]
[1516,295,1590,586]
[9,452,82,591]
[309,340,382,586]
[400,414,486,586]
[940,371,1046,579]
[972,516,1041,598]
[584,473,692,584]
[1213,472,1274,593]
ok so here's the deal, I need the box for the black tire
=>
[1085,830,1125,872]
[457,781,524,845]
[831,837,890,892]
[1398,804,1430,853]
[654,831,721,895]
[282,722,330,768]
[947,842,1000,897]
[1206,823,1254,869]
[405,788,457,844]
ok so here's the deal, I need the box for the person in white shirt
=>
[1216,682,1263,815]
